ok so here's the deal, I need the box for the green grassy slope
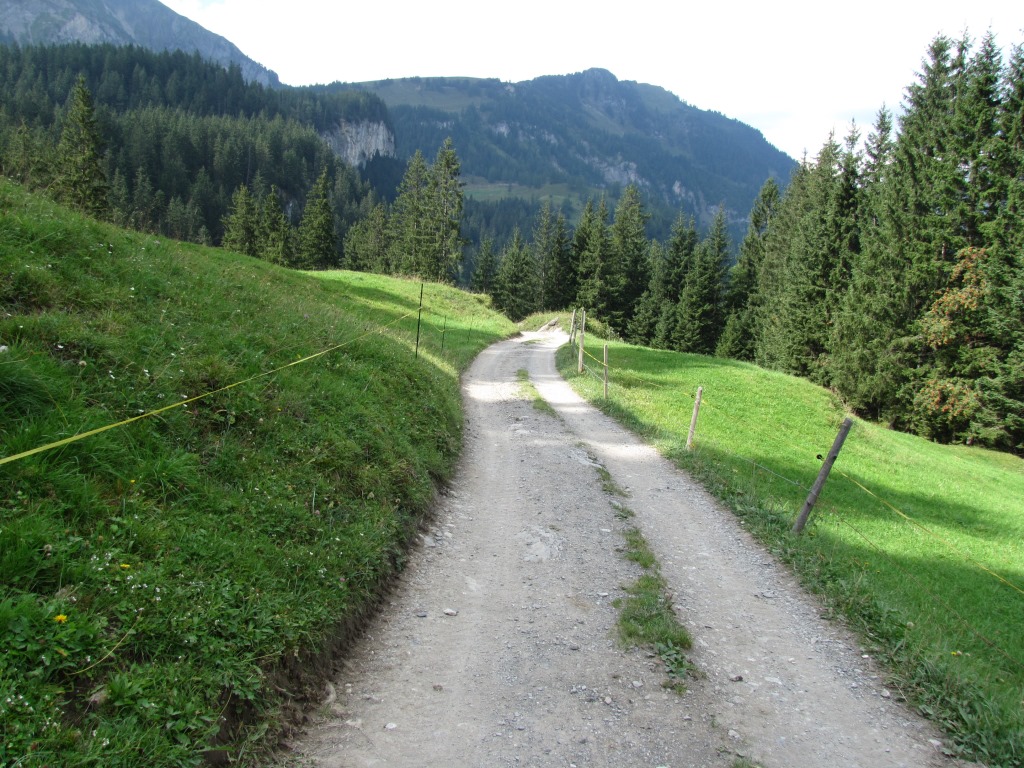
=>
[557,337,1024,768]
[0,179,515,766]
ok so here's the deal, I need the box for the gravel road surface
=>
[288,331,967,768]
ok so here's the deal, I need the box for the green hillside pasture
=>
[463,180,577,207]
[353,77,486,112]
[0,179,515,766]
[558,340,1024,767]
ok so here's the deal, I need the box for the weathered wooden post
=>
[577,309,586,374]
[414,283,424,359]
[686,386,703,450]
[569,308,578,347]
[792,417,854,534]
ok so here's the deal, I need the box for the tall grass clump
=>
[558,337,1024,767]
[0,178,515,766]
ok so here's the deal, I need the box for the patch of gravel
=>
[283,332,973,768]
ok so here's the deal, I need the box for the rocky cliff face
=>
[321,120,395,167]
[0,0,280,87]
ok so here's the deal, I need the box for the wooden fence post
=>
[792,417,854,534]
[414,283,424,359]
[603,344,609,400]
[569,308,577,347]
[577,309,586,374]
[686,386,703,450]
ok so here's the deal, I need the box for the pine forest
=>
[1,34,1023,454]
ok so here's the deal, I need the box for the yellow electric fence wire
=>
[833,512,1024,674]
[566,331,1024,613]
[834,467,1024,599]
[0,308,419,468]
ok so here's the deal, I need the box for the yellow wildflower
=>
[54,614,68,624]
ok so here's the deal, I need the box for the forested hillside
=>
[329,69,796,247]
[4,32,1020,455]
[0,0,280,86]
[716,33,1024,453]
[0,43,386,252]
[417,33,1022,455]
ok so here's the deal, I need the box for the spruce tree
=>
[653,215,698,348]
[258,186,292,265]
[626,240,666,346]
[55,75,108,217]
[426,138,465,283]
[343,203,390,273]
[297,169,338,269]
[494,230,539,321]
[388,150,431,277]
[574,197,615,320]
[221,184,259,257]
[671,208,728,355]
[610,184,652,334]
[717,178,780,360]
[471,237,499,296]
[752,135,858,383]
[533,202,574,311]
[829,107,908,418]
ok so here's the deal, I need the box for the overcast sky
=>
[160,0,1022,161]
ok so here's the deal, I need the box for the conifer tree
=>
[221,183,259,257]
[297,168,338,269]
[753,135,856,383]
[55,75,108,217]
[258,186,292,265]
[388,150,431,276]
[531,202,574,310]
[671,208,728,355]
[574,197,615,319]
[653,215,698,348]
[494,230,539,321]
[425,138,465,282]
[829,107,907,418]
[343,203,390,272]
[471,237,499,296]
[752,160,813,372]
[717,178,780,359]
[610,184,651,334]
[626,240,666,346]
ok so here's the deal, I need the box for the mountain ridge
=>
[325,69,795,241]
[1,0,797,245]
[0,0,279,86]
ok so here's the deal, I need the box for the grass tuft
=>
[516,368,559,418]
[613,522,694,693]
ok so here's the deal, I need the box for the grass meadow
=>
[0,178,515,766]
[555,334,1024,768]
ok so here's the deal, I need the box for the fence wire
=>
[565,331,1024,663]
[0,307,420,468]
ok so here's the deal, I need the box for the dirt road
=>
[288,331,964,768]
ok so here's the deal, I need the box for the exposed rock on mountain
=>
[322,119,396,168]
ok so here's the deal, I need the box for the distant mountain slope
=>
[0,0,279,86]
[325,69,796,241]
